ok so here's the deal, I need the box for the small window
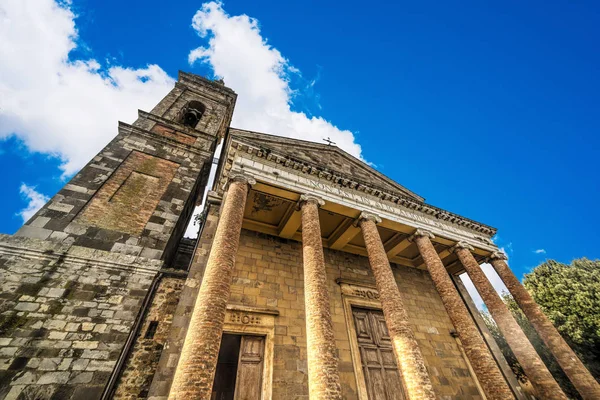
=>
[181,101,206,128]
[144,321,159,339]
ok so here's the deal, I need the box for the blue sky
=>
[1,0,599,301]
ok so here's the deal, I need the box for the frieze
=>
[227,140,496,239]
[230,157,497,252]
[340,283,381,301]
[228,312,263,325]
[224,305,278,329]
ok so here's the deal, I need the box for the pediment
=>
[229,129,424,202]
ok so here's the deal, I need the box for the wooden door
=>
[353,308,405,400]
[234,335,265,400]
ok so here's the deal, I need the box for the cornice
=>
[137,110,217,142]
[229,129,423,202]
[118,122,214,159]
[229,139,496,237]
[178,71,238,97]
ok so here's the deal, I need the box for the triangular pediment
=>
[229,129,424,202]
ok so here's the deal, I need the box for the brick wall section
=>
[150,125,196,146]
[455,247,568,400]
[78,151,179,236]
[15,123,211,261]
[299,199,342,399]
[489,256,600,399]
[168,180,250,399]
[113,277,184,400]
[414,235,515,399]
[0,235,160,400]
[358,218,436,399]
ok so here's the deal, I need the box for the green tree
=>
[523,258,600,378]
[480,258,600,399]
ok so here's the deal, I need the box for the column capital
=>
[488,251,508,261]
[408,229,435,242]
[357,211,382,224]
[450,241,475,253]
[227,173,256,188]
[298,194,325,209]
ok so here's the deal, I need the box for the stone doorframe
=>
[337,278,490,400]
[223,304,278,400]
[337,278,388,400]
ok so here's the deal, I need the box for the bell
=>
[183,109,201,128]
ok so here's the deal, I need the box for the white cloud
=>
[188,1,363,159]
[18,184,50,222]
[0,0,174,176]
[533,249,546,254]
[459,263,509,310]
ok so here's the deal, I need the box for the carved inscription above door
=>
[353,308,405,400]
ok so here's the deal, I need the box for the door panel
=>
[353,308,405,400]
[234,335,265,400]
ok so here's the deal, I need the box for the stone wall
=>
[149,226,484,399]
[227,229,481,399]
[113,277,184,400]
[0,235,161,400]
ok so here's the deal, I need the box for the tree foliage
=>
[480,258,600,399]
[524,258,600,375]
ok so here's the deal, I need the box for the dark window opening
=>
[212,334,242,400]
[181,100,206,128]
[144,321,159,339]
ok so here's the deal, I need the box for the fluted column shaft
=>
[168,176,253,400]
[300,195,343,400]
[489,254,600,399]
[359,215,436,400]
[412,232,515,400]
[455,245,567,400]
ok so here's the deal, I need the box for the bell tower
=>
[16,72,236,262]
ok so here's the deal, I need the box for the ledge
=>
[335,277,377,289]
[226,304,280,316]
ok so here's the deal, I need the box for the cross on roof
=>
[323,137,336,146]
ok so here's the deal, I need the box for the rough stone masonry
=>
[2,71,594,400]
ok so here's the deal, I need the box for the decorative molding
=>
[206,190,223,205]
[450,241,475,253]
[227,138,496,237]
[234,158,497,252]
[118,122,213,158]
[340,284,381,301]
[335,277,377,289]
[408,228,435,242]
[223,304,275,400]
[487,251,508,262]
[228,173,257,188]
[298,193,325,208]
[226,304,279,316]
[357,211,382,224]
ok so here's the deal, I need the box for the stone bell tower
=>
[16,72,236,262]
[0,73,236,400]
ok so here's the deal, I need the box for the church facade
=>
[0,73,598,400]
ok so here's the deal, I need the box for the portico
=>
[165,128,593,399]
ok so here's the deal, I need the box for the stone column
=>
[488,252,600,400]
[454,242,568,400]
[358,213,436,400]
[299,194,343,400]
[411,230,515,400]
[168,174,254,400]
